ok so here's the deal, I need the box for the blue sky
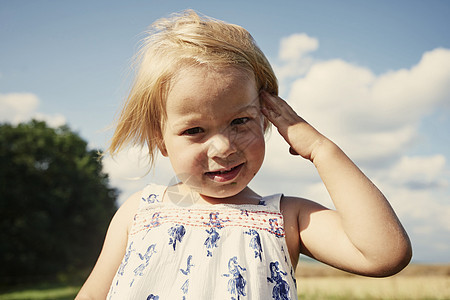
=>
[1,0,449,263]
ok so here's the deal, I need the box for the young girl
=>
[76,10,411,299]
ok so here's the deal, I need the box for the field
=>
[296,262,450,299]
[0,284,79,300]
[0,263,448,299]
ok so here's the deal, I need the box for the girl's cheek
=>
[184,145,207,163]
[238,125,264,146]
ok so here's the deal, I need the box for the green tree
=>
[0,120,117,284]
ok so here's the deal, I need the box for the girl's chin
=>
[176,175,253,203]
[197,184,250,203]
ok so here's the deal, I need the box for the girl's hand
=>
[261,91,327,161]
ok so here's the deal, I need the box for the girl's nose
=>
[207,133,237,158]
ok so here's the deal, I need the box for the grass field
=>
[296,262,450,300]
[0,285,78,300]
[1,263,448,299]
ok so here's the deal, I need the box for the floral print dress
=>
[107,184,298,299]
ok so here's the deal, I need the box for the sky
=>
[1,0,449,263]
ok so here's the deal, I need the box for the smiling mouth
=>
[205,163,244,182]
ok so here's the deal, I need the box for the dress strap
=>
[139,183,167,209]
[260,193,283,212]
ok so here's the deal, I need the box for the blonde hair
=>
[108,10,278,167]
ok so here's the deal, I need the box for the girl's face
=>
[160,66,265,202]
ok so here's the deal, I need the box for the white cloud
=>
[269,39,450,176]
[257,35,450,262]
[263,131,316,177]
[387,155,448,189]
[102,146,175,204]
[280,48,450,164]
[371,48,450,124]
[279,33,319,62]
[375,154,449,237]
[0,92,66,127]
[273,33,319,88]
[0,93,39,124]
[33,112,67,128]
[378,183,450,260]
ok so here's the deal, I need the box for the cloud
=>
[0,92,66,127]
[0,93,39,123]
[257,34,450,262]
[102,146,175,204]
[387,155,448,189]
[272,34,319,90]
[33,112,67,128]
[278,48,450,164]
[279,33,319,61]
[378,179,450,262]
[373,154,449,237]
[371,48,450,124]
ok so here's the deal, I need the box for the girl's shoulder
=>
[116,190,145,234]
[281,195,328,216]
[280,195,329,229]
[279,195,330,266]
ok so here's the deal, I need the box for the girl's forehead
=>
[171,65,255,89]
[163,66,260,125]
[167,66,258,107]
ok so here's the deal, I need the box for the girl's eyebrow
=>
[235,104,260,117]
[169,93,261,124]
[234,95,261,115]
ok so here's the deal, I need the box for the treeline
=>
[0,120,118,285]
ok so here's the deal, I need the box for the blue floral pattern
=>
[143,212,165,239]
[267,261,291,300]
[244,229,263,261]
[223,256,247,300]
[168,224,186,250]
[143,193,160,204]
[118,242,135,276]
[203,212,230,228]
[106,184,297,299]
[134,244,157,276]
[180,255,194,298]
[268,218,285,237]
[204,227,221,257]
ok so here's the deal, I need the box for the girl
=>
[76,10,411,299]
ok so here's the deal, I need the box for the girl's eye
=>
[231,117,250,126]
[182,127,204,135]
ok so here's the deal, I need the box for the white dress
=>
[107,183,298,299]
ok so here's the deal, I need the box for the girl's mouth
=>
[205,163,244,182]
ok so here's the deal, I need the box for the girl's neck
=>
[164,183,262,206]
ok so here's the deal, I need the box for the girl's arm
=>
[75,191,141,299]
[262,92,412,277]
